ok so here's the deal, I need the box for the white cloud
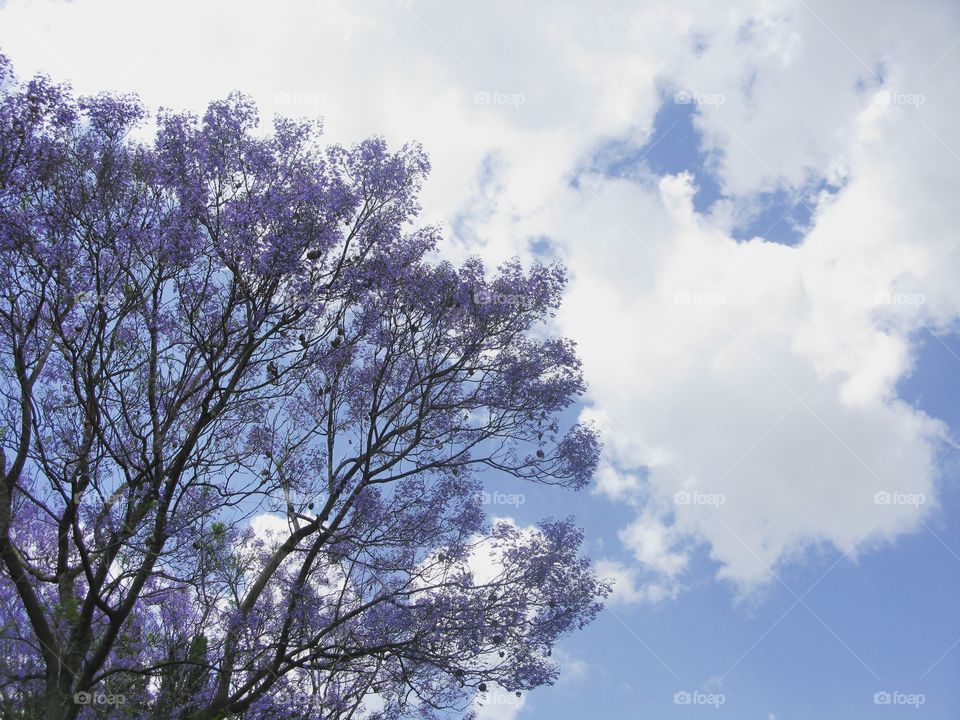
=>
[248,512,289,539]
[595,559,680,606]
[618,511,689,578]
[472,685,525,720]
[551,647,588,685]
[3,0,959,595]
[559,166,946,588]
[593,463,644,504]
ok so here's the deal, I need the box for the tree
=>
[0,54,608,720]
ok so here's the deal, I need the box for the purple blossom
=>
[0,57,607,720]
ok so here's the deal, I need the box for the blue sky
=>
[486,331,960,719]
[504,87,960,718]
[458,84,960,713]
[2,1,959,717]
[495,369,960,719]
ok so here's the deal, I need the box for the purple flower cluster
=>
[0,54,607,720]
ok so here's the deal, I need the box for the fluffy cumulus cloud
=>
[561,166,947,588]
[548,2,960,591]
[2,0,959,596]
[472,683,525,720]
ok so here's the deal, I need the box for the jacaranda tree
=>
[0,54,608,720]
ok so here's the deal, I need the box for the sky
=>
[1,0,959,717]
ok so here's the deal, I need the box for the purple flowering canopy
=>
[0,54,608,720]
